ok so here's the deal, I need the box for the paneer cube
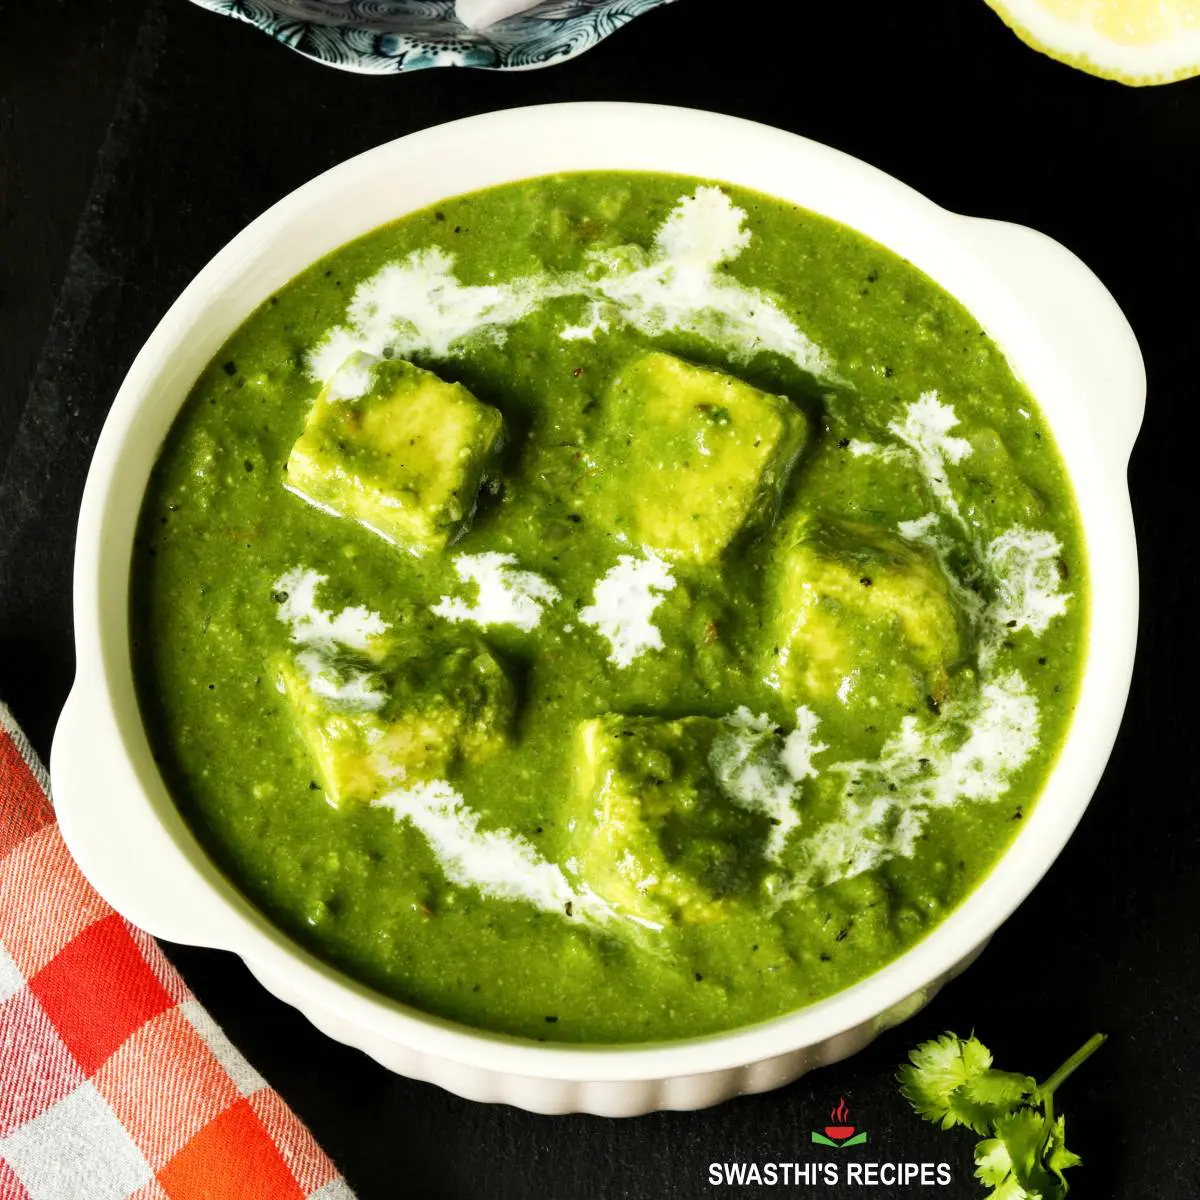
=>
[569,714,769,924]
[591,352,809,563]
[279,640,513,806]
[286,354,503,553]
[763,515,969,713]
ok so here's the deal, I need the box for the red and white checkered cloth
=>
[0,704,356,1200]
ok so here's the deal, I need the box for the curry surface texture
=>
[131,173,1086,1043]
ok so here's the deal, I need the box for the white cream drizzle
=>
[897,512,988,631]
[371,780,611,921]
[579,552,676,668]
[983,527,1070,637]
[431,552,560,632]
[888,390,973,524]
[559,300,610,342]
[309,249,543,379]
[273,567,391,713]
[308,187,834,394]
[847,438,908,462]
[323,351,378,402]
[866,394,1071,652]
[292,649,386,712]
[792,671,1039,890]
[274,566,389,652]
[709,706,827,861]
[781,706,828,784]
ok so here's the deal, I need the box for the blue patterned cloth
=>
[189,0,677,73]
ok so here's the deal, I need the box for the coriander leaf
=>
[902,1031,1102,1199]
[899,1032,996,1129]
[974,1108,1087,1200]
[950,1068,1038,1135]
[975,1109,1054,1198]
[1044,1115,1082,1190]
[989,1179,1039,1200]
[975,1137,1018,1187]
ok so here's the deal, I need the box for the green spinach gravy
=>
[132,174,1086,1043]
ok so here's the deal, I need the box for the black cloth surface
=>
[1,1,1197,1196]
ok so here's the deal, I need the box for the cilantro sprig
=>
[899,1031,1106,1199]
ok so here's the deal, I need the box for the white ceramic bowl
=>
[50,103,1143,1116]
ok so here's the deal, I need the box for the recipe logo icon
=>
[707,1094,953,1187]
[811,1096,869,1148]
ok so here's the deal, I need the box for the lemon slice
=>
[984,0,1200,84]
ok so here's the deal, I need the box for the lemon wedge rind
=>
[985,0,1200,85]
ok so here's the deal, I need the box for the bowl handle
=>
[51,685,250,952]
[957,215,1145,466]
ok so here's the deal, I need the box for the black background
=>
[2,2,1198,1197]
